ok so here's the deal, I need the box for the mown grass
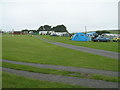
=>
[2,35,118,71]
[108,30,120,34]
[0,60,1,87]
[0,71,1,89]
[39,35,119,52]
[2,72,85,88]
[2,62,119,82]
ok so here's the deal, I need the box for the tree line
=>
[21,24,68,33]
[21,24,111,35]
[95,30,110,35]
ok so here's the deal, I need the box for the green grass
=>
[0,62,2,67]
[0,71,1,89]
[3,62,73,76]
[90,74,119,82]
[2,35,118,71]
[2,72,85,88]
[39,35,119,52]
[0,67,1,89]
[2,62,119,82]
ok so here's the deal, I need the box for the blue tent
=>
[71,33,91,41]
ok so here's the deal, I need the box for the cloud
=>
[1,0,119,3]
[1,0,118,32]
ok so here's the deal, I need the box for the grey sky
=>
[1,0,119,33]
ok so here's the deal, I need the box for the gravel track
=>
[35,36,119,60]
[3,68,119,88]
[2,59,119,77]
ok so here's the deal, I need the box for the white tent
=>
[39,31,48,35]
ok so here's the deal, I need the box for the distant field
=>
[108,30,120,34]
[39,35,119,52]
[2,35,118,71]
[90,30,120,34]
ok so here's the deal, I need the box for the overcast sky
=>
[1,0,119,32]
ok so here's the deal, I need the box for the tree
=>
[51,25,68,32]
[43,25,51,31]
[37,25,51,32]
[21,29,29,32]
[37,26,44,32]
[29,30,37,33]
[37,24,68,33]
[96,30,110,35]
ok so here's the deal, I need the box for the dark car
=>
[50,34,59,36]
[92,37,110,42]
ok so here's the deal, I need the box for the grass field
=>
[39,35,119,52]
[2,35,119,88]
[2,35,118,71]
[3,72,85,88]
[90,30,120,34]
[108,30,120,34]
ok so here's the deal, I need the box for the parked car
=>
[92,37,110,42]
[112,37,120,42]
[50,34,59,36]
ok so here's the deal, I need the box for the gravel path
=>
[35,36,119,60]
[2,59,119,77]
[3,68,119,88]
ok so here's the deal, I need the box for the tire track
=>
[3,68,119,88]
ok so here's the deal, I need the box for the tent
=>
[86,32,98,41]
[71,33,91,41]
[86,32,98,37]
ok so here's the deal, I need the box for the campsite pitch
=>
[2,35,119,88]
[39,35,119,52]
[2,35,118,71]
[35,35,119,59]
